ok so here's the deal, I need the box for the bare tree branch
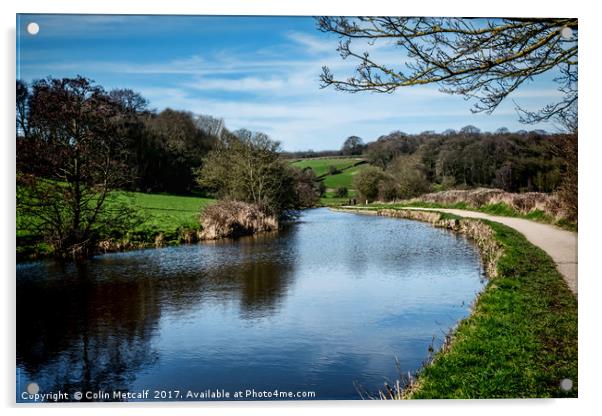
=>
[317,17,577,130]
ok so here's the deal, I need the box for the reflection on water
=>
[17,208,485,401]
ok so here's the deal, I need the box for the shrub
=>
[328,165,341,175]
[388,154,431,199]
[291,167,322,208]
[334,187,349,198]
[199,200,278,240]
[353,166,389,202]
[378,177,399,202]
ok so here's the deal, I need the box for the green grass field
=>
[290,157,364,177]
[290,158,368,203]
[112,191,215,236]
[322,164,368,189]
[17,189,215,259]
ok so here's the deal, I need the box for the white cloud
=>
[189,76,288,93]
[286,31,334,54]
[20,22,560,150]
[138,81,531,151]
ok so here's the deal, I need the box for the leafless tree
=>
[317,17,577,130]
[17,77,135,257]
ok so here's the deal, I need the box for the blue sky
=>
[16,14,565,151]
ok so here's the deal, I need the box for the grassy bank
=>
[365,200,577,232]
[319,197,355,207]
[17,190,215,260]
[410,220,577,398]
[337,207,578,398]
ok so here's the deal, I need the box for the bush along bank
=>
[335,207,578,399]
[199,200,279,240]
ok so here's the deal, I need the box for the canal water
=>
[16,208,485,401]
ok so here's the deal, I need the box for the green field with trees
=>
[15,76,577,259]
[289,157,368,201]
[290,157,363,177]
[322,164,368,190]
[284,128,577,220]
[16,76,323,259]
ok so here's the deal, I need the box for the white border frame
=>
[3,2,599,415]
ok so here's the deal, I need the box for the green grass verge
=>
[408,220,577,398]
[319,197,354,207]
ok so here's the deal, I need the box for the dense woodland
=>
[344,129,570,193]
[17,78,217,195]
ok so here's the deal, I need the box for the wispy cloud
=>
[286,31,334,54]
[189,76,288,93]
[17,15,560,150]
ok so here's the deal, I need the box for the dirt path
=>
[342,206,578,294]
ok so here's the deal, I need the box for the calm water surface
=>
[16,208,485,401]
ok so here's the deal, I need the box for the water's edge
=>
[332,207,502,279]
[331,207,504,398]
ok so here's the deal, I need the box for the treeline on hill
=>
[289,129,576,217]
[365,128,568,192]
[16,76,321,258]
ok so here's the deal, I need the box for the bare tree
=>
[16,80,31,139]
[459,125,482,135]
[195,129,301,217]
[17,77,135,257]
[317,17,577,129]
